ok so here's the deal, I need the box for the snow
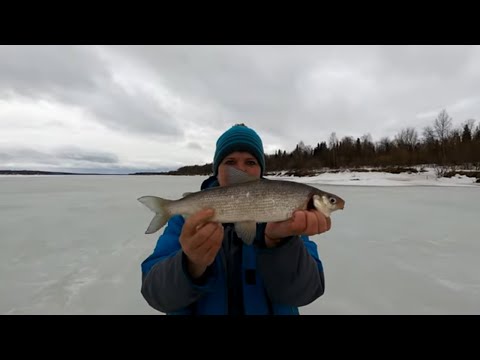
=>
[0,172,479,315]
[266,167,479,187]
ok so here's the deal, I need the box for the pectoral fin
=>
[234,221,257,245]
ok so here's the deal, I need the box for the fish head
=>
[312,192,345,217]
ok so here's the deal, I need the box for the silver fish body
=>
[170,180,336,223]
[138,167,345,244]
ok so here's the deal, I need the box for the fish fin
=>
[137,196,172,234]
[182,192,193,198]
[226,166,260,185]
[234,221,257,245]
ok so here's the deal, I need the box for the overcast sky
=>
[1,45,479,173]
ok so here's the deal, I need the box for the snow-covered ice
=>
[1,172,479,315]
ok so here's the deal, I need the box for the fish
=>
[138,166,345,245]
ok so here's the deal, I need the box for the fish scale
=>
[169,180,314,223]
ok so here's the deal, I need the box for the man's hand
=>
[179,209,224,278]
[264,210,332,248]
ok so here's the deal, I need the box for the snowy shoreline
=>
[266,168,479,187]
[1,168,479,187]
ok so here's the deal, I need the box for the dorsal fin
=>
[226,166,260,185]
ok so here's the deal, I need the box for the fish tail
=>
[137,196,173,234]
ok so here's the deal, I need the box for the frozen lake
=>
[1,175,479,315]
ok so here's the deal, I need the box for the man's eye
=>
[247,161,257,166]
[225,160,235,165]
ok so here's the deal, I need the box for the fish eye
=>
[329,197,337,205]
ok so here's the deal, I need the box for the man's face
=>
[217,151,261,186]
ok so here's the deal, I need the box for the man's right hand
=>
[179,209,224,279]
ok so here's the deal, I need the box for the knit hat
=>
[213,124,265,176]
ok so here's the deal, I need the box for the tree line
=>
[267,109,480,172]
[159,109,480,176]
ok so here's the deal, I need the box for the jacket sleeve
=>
[140,215,220,313]
[255,228,325,307]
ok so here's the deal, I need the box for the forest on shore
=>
[135,110,480,181]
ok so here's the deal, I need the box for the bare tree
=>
[361,133,373,145]
[423,126,436,143]
[296,141,313,155]
[434,109,452,142]
[377,137,392,153]
[328,132,338,149]
[395,127,418,150]
[329,132,338,168]
[434,109,452,164]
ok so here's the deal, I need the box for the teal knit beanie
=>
[213,124,265,176]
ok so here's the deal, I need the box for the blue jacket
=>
[141,177,325,315]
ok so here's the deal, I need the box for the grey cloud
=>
[75,82,180,135]
[0,45,106,96]
[3,45,480,161]
[56,147,119,164]
[0,146,120,168]
[109,45,312,138]
[0,145,174,174]
[48,165,174,174]
[0,148,59,165]
[187,142,202,150]
[376,45,474,79]
[0,45,182,137]
[109,46,480,147]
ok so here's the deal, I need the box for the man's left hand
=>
[264,210,331,248]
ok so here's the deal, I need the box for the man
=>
[141,124,331,315]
